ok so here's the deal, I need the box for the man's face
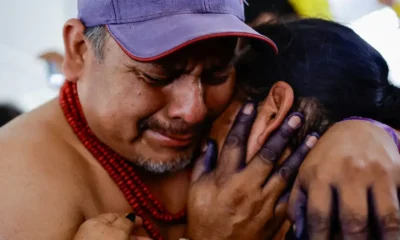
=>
[78,35,237,173]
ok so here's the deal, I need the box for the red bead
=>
[59,82,188,240]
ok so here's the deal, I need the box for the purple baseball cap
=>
[78,0,278,62]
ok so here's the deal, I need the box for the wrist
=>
[341,117,400,152]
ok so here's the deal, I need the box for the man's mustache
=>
[139,117,213,136]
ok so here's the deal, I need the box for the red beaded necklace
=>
[59,81,186,240]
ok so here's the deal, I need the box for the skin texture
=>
[63,19,237,173]
[193,81,315,240]
[289,122,400,240]
[187,105,318,240]
[0,19,238,240]
[73,214,151,240]
[0,19,307,240]
[1,17,400,240]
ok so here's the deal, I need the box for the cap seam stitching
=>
[115,0,122,23]
[203,0,209,12]
[110,0,117,22]
[105,11,241,24]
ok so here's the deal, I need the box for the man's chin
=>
[131,149,196,174]
[135,158,192,174]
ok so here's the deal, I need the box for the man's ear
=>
[62,19,88,82]
[246,81,294,160]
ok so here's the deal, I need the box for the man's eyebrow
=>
[122,61,158,71]
[122,63,142,73]
[123,62,182,77]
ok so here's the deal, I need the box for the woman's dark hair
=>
[245,0,296,23]
[236,18,400,146]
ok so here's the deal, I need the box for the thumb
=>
[125,213,143,227]
[191,139,217,183]
[110,213,143,235]
[96,213,121,224]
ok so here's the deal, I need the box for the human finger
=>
[287,179,308,239]
[191,139,218,183]
[261,133,318,196]
[337,185,369,240]
[96,213,120,224]
[244,113,303,185]
[306,182,334,240]
[111,213,143,234]
[371,179,400,239]
[215,102,256,178]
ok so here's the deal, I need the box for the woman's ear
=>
[62,18,88,82]
[246,81,294,160]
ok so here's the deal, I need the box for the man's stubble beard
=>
[131,150,195,174]
[133,115,213,173]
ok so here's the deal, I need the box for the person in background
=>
[0,104,22,127]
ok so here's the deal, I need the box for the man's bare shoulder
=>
[0,100,91,240]
[0,99,91,189]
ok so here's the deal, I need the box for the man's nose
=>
[167,73,208,125]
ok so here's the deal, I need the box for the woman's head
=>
[212,18,400,152]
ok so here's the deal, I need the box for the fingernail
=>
[288,113,303,129]
[242,103,254,115]
[305,132,319,148]
[126,213,136,223]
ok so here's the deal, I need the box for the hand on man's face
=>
[188,102,318,240]
[192,96,400,240]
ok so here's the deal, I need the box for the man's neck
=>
[135,167,191,213]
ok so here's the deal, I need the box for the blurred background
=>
[0,0,76,117]
[1,0,400,123]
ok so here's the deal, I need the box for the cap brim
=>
[107,13,278,62]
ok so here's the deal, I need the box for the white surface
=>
[0,0,73,111]
[0,0,66,57]
[0,44,59,111]
[349,7,400,87]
